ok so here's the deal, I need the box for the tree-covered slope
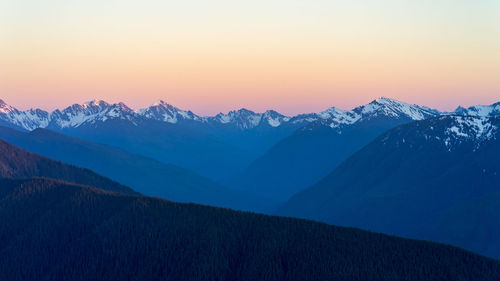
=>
[0,139,136,195]
[0,177,499,281]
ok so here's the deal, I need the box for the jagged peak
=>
[319,106,347,115]
[114,102,133,111]
[357,97,439,120]
[233,108,257,115]
[62,100,134,113]
[83,99,109,107]
[0,99,16,114]
[263,109,286,117]
[370,97,420,108]
[140,100,183,113]
[151,99,167,107]
[370,97,417,107]
[138,100,200,123]
[453,102,500,117]
[374,96,399,104]
[149,99,178,109]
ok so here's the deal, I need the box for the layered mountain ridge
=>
[0,127,277,212]
[3,96,499,190]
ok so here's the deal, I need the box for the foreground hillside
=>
[0,139,135,195]
[279,115,500,259]
[0,177,499,281]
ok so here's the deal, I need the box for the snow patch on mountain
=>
[441,116,498,151]
[445,116,497,140]
[320,107,361,128]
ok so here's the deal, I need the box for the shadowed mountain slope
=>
[279,115,500,259]
[233,98,440,200]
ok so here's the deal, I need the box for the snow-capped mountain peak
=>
[138,100,200,123]
[355,97,439,121]
[211,108,291,128]
[83,99,109,108]
[0,100,49,130]
[51,101,137,128]
[0,99,16,114]
[453,102,500,117]
[262,110,289,127]
[213,108,262,128]
[295,98,441,131]
[151,99,168,107]
[317,107,361,128]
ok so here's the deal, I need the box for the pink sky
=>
[1,0,499,115]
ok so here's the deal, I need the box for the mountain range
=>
[1,98,495,177]
[278,114,500,259]
[2,97,499,199]
[0,98,299,131]
[4,97,498,132]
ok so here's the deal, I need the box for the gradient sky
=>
[1,0,499,115]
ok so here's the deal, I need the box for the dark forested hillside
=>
[279,115,500,259]
[0,126,278,212]
[0,139,136,195]
[0,177,499,281]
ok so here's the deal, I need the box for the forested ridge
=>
[0,177,499,281]
[0,139,136,195]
